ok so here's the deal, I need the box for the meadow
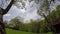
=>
[6,28,36,34]
[6,28,53,34]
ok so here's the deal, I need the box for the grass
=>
[47,32,53,34]
[6,28,36,34]
[6,28,53,34]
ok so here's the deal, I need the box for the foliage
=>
[4,21,10,28]
[49,5,60,23]
[37,0,55,33]
[5,18,53,33]
[9,17,22,30]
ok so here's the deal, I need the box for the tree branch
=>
[2,0,14,15]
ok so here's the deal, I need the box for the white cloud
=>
[19,8,26,13]
[23,8,41,22]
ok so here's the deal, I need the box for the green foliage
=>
[9,18,22,30]
[37,0,55,18]
[4,21,8,28]
[5,18,52,33]
[49,5,60,22]
[56,5,60,11]
[37,0,60,33]
[39,20,46,33]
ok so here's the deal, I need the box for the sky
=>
[0,0,60,22]
[3,0,41,22]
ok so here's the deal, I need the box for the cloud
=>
[3,0,41,22]
[19,8,26,13]
[23,8,41,22]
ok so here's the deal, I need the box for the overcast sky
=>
[0,0,60,22]
[3,0,41,22]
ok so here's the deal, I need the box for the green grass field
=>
[6,28,53,34]
[6,28,36,34]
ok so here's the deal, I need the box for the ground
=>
[6,28,53,34]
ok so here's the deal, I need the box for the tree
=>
[3,21,9,28]
[37,0,55,33]
[0,0,14,34]
[29,19,40,33]
[9,17,21,30]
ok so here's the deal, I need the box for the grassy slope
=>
[6,28,36,34]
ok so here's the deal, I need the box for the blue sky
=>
[0,0,60,22]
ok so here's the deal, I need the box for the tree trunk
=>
[0,14,6,34]
[0,0,14,34]
[36,22,40,33]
